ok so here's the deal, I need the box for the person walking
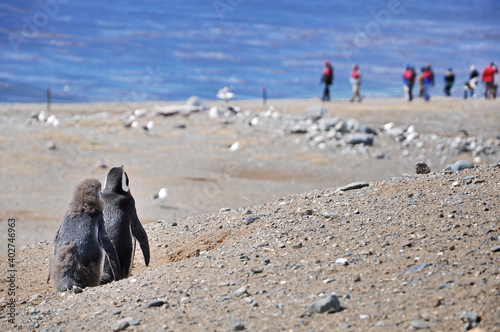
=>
[402,63,416,101]
[349,64,362,102]
[463,65,479,99]
[321,60,334,101]
[421,64,434,101]
[444,68,455,96]
[418,66,425,98]
[482,62,499,99]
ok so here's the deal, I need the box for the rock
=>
[246,216,259,225]
[406,263,432,274]
[460,310,480,324]
[357,124,377,135]
[490,245,500,252]
[343,133,374,146]
[145,300,165,308]
[72,285,82,293]
[446,160,474,172]
[290,124,308,134]
[251,267,263,274]
[335,258,349,266]
[234,286,248,297]
[112,318,131,331]
[46,141,57,150]
[308,294,341,314]
[292,242,303,249]
[339,182,369,191]
[410,319,430,329]
[319,117,342,131]
[305,106,327,121]
[230,315,245,331]
[415,161,431,174]
[186,96,207,110]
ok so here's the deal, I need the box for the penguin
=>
[100,166,150,284]
[48,178,121,291]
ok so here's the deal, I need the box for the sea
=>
[1,0,499,103]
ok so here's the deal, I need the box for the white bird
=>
[52,118,60,127]
[264,106,275,118]
[38,110,47,122]
[153,187,168,200]
[47,114,56,125]
[143,120,154,131]
[131,121,139,129]
[228,141,240,151]
[216,86,234,102]
[249,116,259,126]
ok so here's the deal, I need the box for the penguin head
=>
[69,178,104,216]
[103,166,130,194]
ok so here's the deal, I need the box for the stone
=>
[72,285,82,293]
[234,286,248,297]
[343,133,374,146]
[46,141,57,150]
[490,245,500,252]
[446,160,474,172]
[410,319,430,329]
[339,182,369,191]
[415,161,431,174]
[305,106,327,121]
[186,96,207,110]
[112,317,134,331]
[246,216,259,225]
[230,315,245,331]
[146,300,165,308]
[319,117,342,131]
[308,294,341,314]
[335,258,349,266]
[406,263,432,274]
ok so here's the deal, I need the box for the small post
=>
[262,86,267,105]
[47,87,51,111]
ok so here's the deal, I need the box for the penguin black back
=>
[48,178,121,291]
[101,166,150,284]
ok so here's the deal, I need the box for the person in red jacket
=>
[321,60,334,101]
[349,64,362,102]
[482,62,499,99]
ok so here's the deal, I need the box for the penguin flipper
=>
[131,214,150,266]
[98,218,122,281]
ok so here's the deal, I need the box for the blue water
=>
[1,0,499,103]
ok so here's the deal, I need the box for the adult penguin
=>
[100,166,150,284]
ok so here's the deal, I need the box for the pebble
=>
[246,215,259,225]
[491,245,500,252]
[234,286,248,297]
[292,242,303,249]
[46,141,56,150]
[415,161,431,174]
[323,277,335,284]
[251,267,263,274]
[112,309,121,315]
[339,182,369,191]
[230,315,245,331]
[146,300,165,308]
[406,262,432,274]
[446,160,474,172]
[112,317,133,331]
[308,294,341,314]
[220,208,231,212]
[335,258,349,266]
[410,319,430,329]
[72,285,82,293]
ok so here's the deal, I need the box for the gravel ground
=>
[0,98,499,331]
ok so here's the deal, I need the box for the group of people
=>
[402,62,499,101]
[320,61,499,102]
[321,61,362,102]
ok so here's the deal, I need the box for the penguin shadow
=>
[158,204,179,210]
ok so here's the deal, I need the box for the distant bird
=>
[38,110,48,122]
[131,121,139,129]
[249,116,259,126]
[264,106,275,118]
[228,141,240,151]
[153,187,168,200]
[47,115,59,127]
[216,86,234,102]
[142,120,154,131]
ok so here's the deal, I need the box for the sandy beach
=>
[0,97,499,254]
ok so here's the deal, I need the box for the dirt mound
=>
[1,163,498,331]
